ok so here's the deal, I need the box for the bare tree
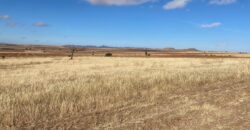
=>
[70,48,76,60]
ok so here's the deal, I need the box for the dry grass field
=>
[0,57,250,129]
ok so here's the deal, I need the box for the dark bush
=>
[105,53,112,57]
[2,56,5,59]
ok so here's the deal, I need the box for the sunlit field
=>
[0,57,250,129]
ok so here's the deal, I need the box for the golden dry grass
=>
[0,57,250,129]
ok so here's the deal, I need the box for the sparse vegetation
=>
[70,48,76,60]
[145,50,150,56]
[0,57,250,129]
[145,50,148,56]
[105,52,112,57]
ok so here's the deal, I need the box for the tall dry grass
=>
[0,57,250,129]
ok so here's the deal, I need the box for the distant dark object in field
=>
[2,56,5,59]
[70,48,76,60]
[105,53,112,57]
[92,51,95,56]
[145,50,150,57]
[147,54,151,56]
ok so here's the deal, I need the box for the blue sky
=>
[0,0,250,51]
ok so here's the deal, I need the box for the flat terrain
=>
[1,43,250,58]
[0,57,250,129]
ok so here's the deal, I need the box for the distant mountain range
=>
[63,45,116,48]
[0,42,200,52]
[63,45,200,52]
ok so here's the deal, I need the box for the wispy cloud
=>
[0,15,10,20]
[163,0,191,10]
[201,22,222,28]
[210,0,237,5]
[85,0,155,6]
[0,15,17,28]
[6,22,17,28]
[33,22,48,27]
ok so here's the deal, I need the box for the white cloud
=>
[85,0,155,6]
[33,22,48,27]
[0,15,10,20]
[210,0,237,5]
[201,22,222,28]
[163,0,191,10]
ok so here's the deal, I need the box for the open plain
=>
[1,0,250,129]
[0,56,250,129]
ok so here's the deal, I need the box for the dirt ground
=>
[1,43,250,58]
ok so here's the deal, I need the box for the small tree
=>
[2,56,5,59]
[145,50,150,57]
[92,51,95,56]
[70,48,76,60]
